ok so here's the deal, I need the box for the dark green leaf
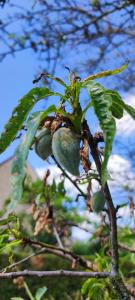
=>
[0,87,60,154]
[86,81,116,185]
[122,101,135,120]
[104,89,135,120]
[106,90,124,119]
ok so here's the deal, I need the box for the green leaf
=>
[44,73,67,87]
[9,114,42,211]
[35,287,47,300]
[122,101,135,120]
[0,87,59,154]
[102,89,135,120]
[81,279,91,295]
[82,63,128,84]
[81,102,92,122]
[0,215,17,226]
[86,81,116,185]
[106,90,124,119]
[8,106,56,211]
[0,239,21,254]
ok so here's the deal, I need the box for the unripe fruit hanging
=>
[91,190,106,213]
[35,128,52,160]
[52,127,80,176]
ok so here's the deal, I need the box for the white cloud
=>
[36,164,87,198]
[117,205,135,227]
[116,94,135,137]
[72,210,102,241]
[37,165,62,183]
[108,154,135,191]
[37,153,135,201]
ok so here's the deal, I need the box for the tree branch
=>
[0,270,110,279]
[22,238,98,271]
[84,121,119,274]
[119,243,135,254]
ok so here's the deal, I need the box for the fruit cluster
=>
[35,119,106,213]
[35,125,80,176]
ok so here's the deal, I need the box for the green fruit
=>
[35,128,52,160]
[91,190,106,213]
[52,127,80,176]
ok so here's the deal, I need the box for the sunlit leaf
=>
[35,287,47,300]
[82,63,128,84]
[81,102,92,122]
[0,239,21,254]
[0,87,60,154]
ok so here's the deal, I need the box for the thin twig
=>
[52,155,87,199]
[53,224,64,249]
[1,249,45,272]
[62,221,91,233]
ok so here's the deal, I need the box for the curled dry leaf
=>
[80,137,91,173]
[72,259,77,269]
[30,255,45,269]
[34,206,53,236]
[13,276,24,289]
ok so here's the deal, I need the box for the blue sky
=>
[0,1,135,175]
[0,1,98,168]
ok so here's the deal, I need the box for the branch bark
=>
[83,121,130,299]
[0,270,110,279]
[84,121,119,273]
